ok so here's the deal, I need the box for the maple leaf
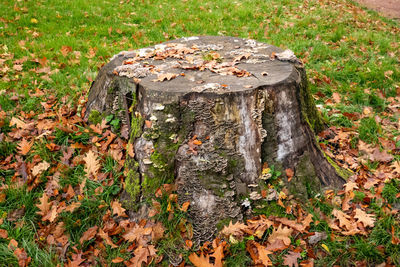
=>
[268,224,293,247]
[36,193,51,216]
[189,252,213,267]
[122,224,152,246]
[83,150,101,178]
[32,161,50,177]
[111,200,127,217]
[79,226,98,244]
[332,209,352,230]
[221,221,248,238]
[354,208,375,228]
[17,138,34,155]
[283,251,301,267]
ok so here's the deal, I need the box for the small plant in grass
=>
[358,117,380,144]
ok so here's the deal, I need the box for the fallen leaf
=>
[268,224,293,247]
[32,161,50,177]
[122,224,152,246]
[332,209,352,230]
[83,150,101,178]
[98,228,117,248]
[112,257,124,263]
[17,139,34,155]
[283,251,301,267]
[332,92,341,104]
[189,252,213,267]
[36,193,51,216]
[0,229,8,239]
[79,226,98,244]
[221,221,248,238]
[211,244,224,267]
[370,148,393,162]
[308,232,327,245]
[111,200,127,217]
[354,208,375,228]
[154,73,178,82]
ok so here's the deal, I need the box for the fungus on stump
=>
[85,36,348,243]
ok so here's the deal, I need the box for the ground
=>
[355,0,400,20]
[0,0,399,266]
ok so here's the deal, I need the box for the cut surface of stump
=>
[85,36,348,243]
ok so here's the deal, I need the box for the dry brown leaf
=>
[0,229,8,239]
[36,193,51,217]
[390,161,400,174]
[344,180,358,193]
[111,200,127,217]
[60,46,72,57]
[268,224,293,247]
[332,92,341,104]
[17,139,34,155]
[10,117,27,129]
[370,148,393,162]
[302,214,313,229]
[32,161,50,177]
[180,201,190,212]
[221,221,248,238]
[275,217,305,232]
[332,209,352,230]
[79,226,98,244]
[98,228,117,248]
[83,150,101,178]
[211,244,224,267]
[246,216,274,238]
[283,251,301,267]
[42,205,58,222]
[14,247,31,267]
[122,224,152,245]
[354,208,375,228]
[111,257,124,263]
[154,73,178,82]
[189,252,213,267]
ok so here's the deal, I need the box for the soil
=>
[355,0,400,20]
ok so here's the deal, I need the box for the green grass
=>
[1,0,399,265]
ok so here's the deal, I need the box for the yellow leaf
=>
[321,243,330,253]
[30,18,38,24]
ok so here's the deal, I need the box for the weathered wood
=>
[85,36,348,243]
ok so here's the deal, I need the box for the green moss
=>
[325,154,352,180]
[124,161,141,203]
[88,109,102,125]
[130,113,144,139]
[298,67,326,134]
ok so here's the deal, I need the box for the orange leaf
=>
[36,193,51,217]
[112,257,124,263]
[17,139,34,155]
[189,252,213,267]
[180,201,190,212]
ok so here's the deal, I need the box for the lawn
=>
[0,0,399,266]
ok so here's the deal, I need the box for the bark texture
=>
[85,36,347,244]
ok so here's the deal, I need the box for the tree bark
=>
[85,36,348,243]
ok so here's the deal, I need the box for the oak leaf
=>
[391,161,400,174]
[17,139,34,155]
[283,251,301,267]
[221,221,248,238]
[332,209,352,230]
[36,193,52,217]
[130,246,151,267]
[79,226,98,244]
[32,161,50,177]
[98,228,117,248]
[155,73,178,82]
[122,224,152,245]
[111,200,127,217]
[211,244,224,267]
[246,216,274,238]
[42,205,58,222]
[10,117,27,129]
[247,241,272,266]
[275,217,305,232]
[268,224,293,247]
[189,252,213,267]
[83,150,101,178]
[354,208,375,228]
[370,148,393,162]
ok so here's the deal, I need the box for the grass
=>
[1,0,399,265]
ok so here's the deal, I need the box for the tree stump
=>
[85,36,348,243]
